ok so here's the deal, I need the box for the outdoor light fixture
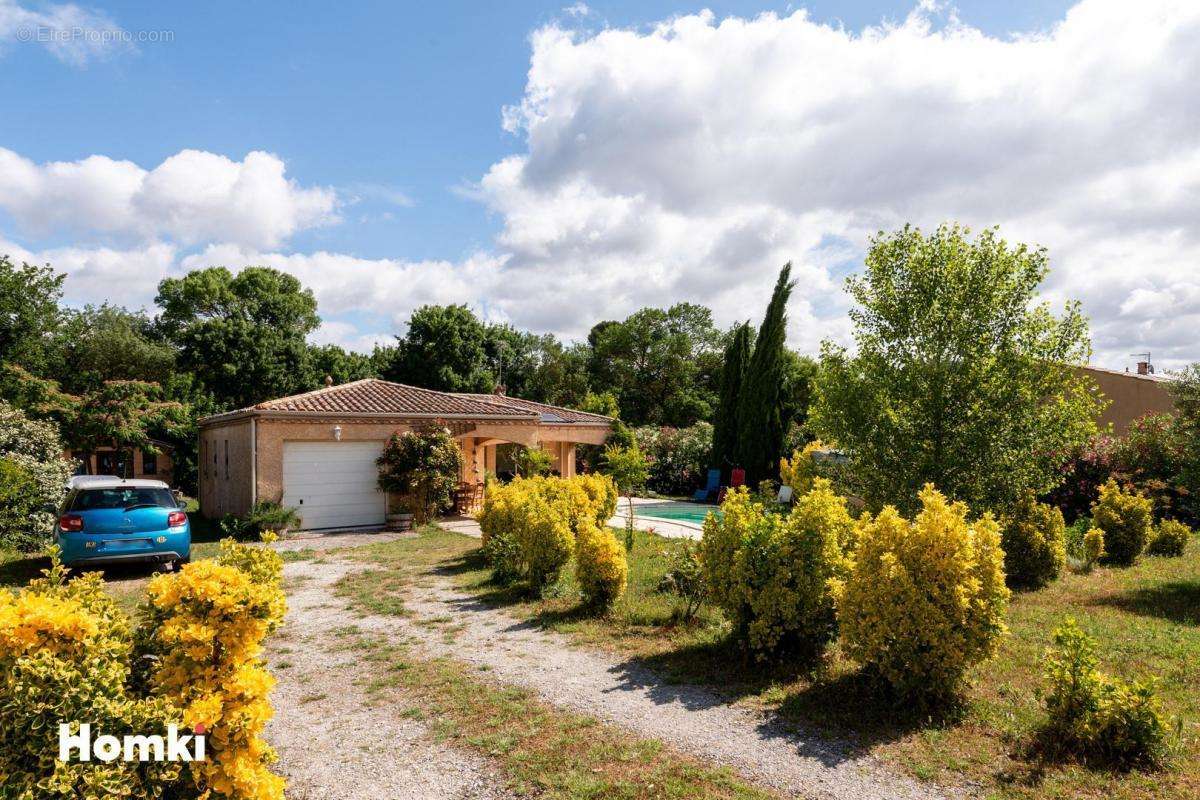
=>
[333,425,342,441]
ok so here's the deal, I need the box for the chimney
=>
[324,375,334,387]
[1136,362,1150,375]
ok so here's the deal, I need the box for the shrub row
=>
[479,475,625,604]
[702,482,1009,702]
[0,536,287,799]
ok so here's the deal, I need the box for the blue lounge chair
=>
[693,468,721,502]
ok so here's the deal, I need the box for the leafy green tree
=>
[308,344,380,386]
[53,305,176,395]
[0,256,64,374]
[384,304,493,392]
[587,303,723,427]
[736,264,796,485]
[812,224,1101,513]
[156,266,320,409]
[69,380,189,479]
[512,446,554,477]
[711,323,751,477]
[1167,364,1200,521]
[603,444,650,551]
[577,391,620,419]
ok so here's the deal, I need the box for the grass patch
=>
[336,631,776,799]
[344,526,1198,799]
[334,568,409,616]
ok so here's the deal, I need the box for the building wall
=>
[1077,367,1176,435]
[70,448,174,482]
[198,419,254,519]
[199,415,611,521]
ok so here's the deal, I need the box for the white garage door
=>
[282,441,386,531]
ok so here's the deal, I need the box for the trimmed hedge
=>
[1091,479,1152,566]
[999,492,1067,590]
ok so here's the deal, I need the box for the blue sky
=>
[1,0,1195,369]
[1,0,1073,260]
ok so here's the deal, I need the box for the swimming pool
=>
[635,502,721,526]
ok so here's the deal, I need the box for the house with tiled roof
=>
[196,379,613,529]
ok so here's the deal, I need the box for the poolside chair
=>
[730,468,746,488]
[692,468,721,502]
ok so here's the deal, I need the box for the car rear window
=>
[70,488,177,511]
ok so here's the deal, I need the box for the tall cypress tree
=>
[710,322,751,479]
[736,263,796,485]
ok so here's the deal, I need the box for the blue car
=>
[53,478,191,569]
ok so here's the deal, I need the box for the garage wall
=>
[255,419,415,506]
[198,419,254,519]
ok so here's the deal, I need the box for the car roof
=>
[72,478,171,490]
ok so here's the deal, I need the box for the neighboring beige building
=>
[197,379,612,529]
[69,441,175,483]
[1078,364,1177,435]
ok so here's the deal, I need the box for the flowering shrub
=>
[0,400,73,550]
[1146,518,1190,557]
[516,492,574,591]
[1091,479,1152,566]
[377,428,464,523]
[139,537,286,799]
[574,521,627,610]
[699,480,853,660]
[838,486,1009,702]
[999,492,1066,590]
[633,423,713,496]
[1039,618,1167,769]
[1044,434,1120,524]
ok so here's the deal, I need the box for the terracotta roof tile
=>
[250,379,537,418]
[455,393,614,424]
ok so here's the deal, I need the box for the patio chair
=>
[692,468,721,502]
[776,485,794,504]
[730,468,746,488]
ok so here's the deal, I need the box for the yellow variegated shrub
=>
[478,475,617,589]
[573,472,619,525]
[838,485,1009,701]
[700,481,853,660]
[0,554,183,798]
[779,439,828,495]
[698,486,760,624]
[1083,526,1105,569]
[515,491,574,591]
[1146,518,1190,557]
[574,520,627,609]
[999,491,1066,589]
[140,538,287,800]
[741,478,854,658]
[1091,479,1152,566]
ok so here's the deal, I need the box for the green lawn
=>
[343,527,1200,800]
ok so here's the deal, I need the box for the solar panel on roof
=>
[540,412,567,422]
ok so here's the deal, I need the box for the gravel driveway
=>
[273,556,968,800]
[264,558,511,800]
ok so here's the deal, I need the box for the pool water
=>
[636,502,721,526]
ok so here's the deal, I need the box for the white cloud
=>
[1,236,177,310]
[479,0,1200,368]
[0,148,338,249]
[0,0,130,65]
[3,0,1199,368]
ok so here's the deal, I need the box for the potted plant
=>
[386,497,415,532]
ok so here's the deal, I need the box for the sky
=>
[0,0,1196,370]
